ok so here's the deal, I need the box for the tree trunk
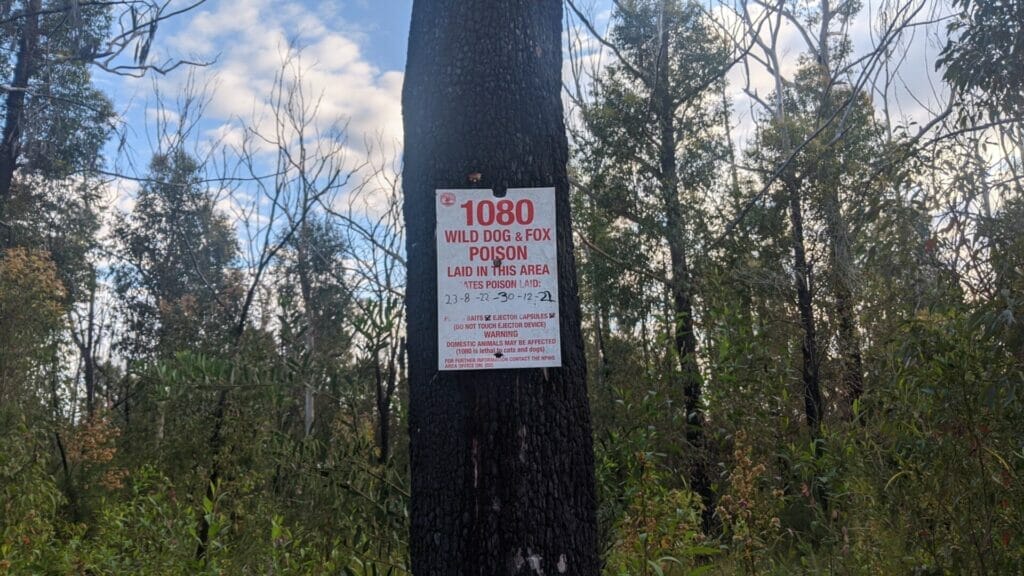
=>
[823,188,865,410]
[786,177,823,435]
[0,0,41,231]
[656,24,715,532]
[374,343,398,465]
[403,1,599,573]
[70,268,99,417]
[83,277,98,416]
[813,54,865,414]
[296,224,317,437]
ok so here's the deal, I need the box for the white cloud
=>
[156,0,403,161]
[106,0,409,231]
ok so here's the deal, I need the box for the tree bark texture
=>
[297,224,318,437]
[403,2,599,574]
[814,71,865,415]
[655,26,715,529]
[0,0,41,230]
[786,177,823,435]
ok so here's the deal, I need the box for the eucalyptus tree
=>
[403,0,599,572]
[112,149,240,361]
[569,0,731,528]
[722,0,936,428]
[0,0,209,231]
[277,215,353,438]
[939,0,1024,121]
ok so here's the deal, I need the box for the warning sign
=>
[436,187,561,371]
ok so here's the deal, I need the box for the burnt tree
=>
[403,1,599,574]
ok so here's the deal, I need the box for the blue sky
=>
[97,0,953,213]
[101,0,416,171]
[331,0,414,71]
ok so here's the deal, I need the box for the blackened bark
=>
[0,0,41,230]
[814,65,865,415]
[195,388,227,561]
[197,323,243,561]
[375,342,398,465]
[656,25,715,533]
[786,177,823,435]
[84,276,98,415]
[403,2,599,574]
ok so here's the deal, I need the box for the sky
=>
[91,0,416,217]
[99,0,411,171]
[95,0,957,214]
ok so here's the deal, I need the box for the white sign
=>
[436,187,561,371]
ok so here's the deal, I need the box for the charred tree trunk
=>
[374,341,399,465]
[655,24,715,533]
[403,1,599,574]
[70,269,99,417]
[814,63,865,415]
[83,276,98,416]
[786,177,823,435]
[0,0,41,232]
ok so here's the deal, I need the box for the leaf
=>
[646,560,666,576]
[884,469,911,491]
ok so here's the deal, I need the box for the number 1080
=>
[460,199,535,226]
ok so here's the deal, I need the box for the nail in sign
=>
[436,188,561,371]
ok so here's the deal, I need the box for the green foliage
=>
[575,0,1024,572]
[0,247,66,408]
[112,150,241,359]
[2,0,116,181]
[600,448,714,576]
[985,196,1024,360]
[938,0,1024,118]
[1,0,1022,573]
[0,345,410,574]
[592,353,719,575]
[5,177,103,301]
[834,312,1024,574]
[714,431,786,574]
[0,414,66,575]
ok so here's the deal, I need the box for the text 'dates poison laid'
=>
[436,188,561,371]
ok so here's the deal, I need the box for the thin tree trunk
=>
[786,177,823,435]
[374,345,397,465]
[823,188,865,410]
[403,1,599,573]
[69,269,99,417]
[594,299,609,390]
[722,85,741,200]
[196,324,243,561]
[656,24,715,533]
[84,274,98,416]
[156,400,165,444]
[813,47,865,414]
[296,224,317,437]
[0,0,41,233]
